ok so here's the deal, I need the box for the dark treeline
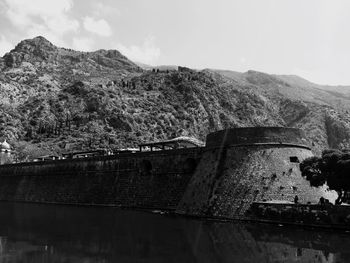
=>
[300,149,350,204]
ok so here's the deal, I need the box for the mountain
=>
[276,74,350,100]
[211,69,350,151]
[1,36,350,159]
[213,69,350,110]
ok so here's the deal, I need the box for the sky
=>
[0,0,350,85]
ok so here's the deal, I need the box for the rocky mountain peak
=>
[12,36,58,57]
[16,36,55,49]
[1,36,141,74]
[3,36,57,67]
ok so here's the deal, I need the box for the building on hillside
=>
[0,139,14,165]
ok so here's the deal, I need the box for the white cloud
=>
[116,36,161,65]
[2,0,79,45]
[72,37,94,52]
[0,35,13,56]
[91,2,120,17]
[83,16,112,37]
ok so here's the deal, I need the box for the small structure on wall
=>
[139,136,205,152]
[0,139,14,165]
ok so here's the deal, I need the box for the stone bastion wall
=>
[0,148,202,210]
[0,127,337,221]
[176,127,336,219]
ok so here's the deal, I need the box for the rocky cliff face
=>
[1,36,350,159]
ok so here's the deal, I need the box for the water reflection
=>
[0,203,348,262]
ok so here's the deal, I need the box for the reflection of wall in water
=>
[0,203,348,262]
[182,221,338,263]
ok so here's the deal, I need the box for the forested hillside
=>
[1,36,350,160]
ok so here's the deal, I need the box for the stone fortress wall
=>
[0,127,339,223]
[0,148,201,210]
[176,127,336,219]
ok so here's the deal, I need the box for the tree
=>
[82,121,110,149]
[300,149,350,204]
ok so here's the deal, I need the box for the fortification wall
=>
[0,148,202,210]
[176,127,336,219]
[176,145,335,219]
[0,127,337,224]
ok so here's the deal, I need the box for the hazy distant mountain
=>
[1,36,350,159]
[276,74,350,99]
[213,69,350,110]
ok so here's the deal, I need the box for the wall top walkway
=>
[206,127,309,148]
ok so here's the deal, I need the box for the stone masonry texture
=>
[0,148,201,210]
[0,127,342,225]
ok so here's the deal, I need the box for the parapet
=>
[205,127,309,148]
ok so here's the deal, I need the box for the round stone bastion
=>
[176,127,337,220]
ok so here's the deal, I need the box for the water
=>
[0,203,349,262]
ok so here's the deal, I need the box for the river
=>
[0,203,348,262]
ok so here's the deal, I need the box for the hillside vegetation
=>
[1,36,350,160]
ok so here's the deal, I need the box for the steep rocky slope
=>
[1,36,350,159]
[212,69,350,153]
